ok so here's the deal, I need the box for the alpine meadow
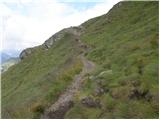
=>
[1,1,159,119]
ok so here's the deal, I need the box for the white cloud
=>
[0,0,121,53]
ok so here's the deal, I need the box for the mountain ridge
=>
[19,26,84,60]
[2,1,158,119]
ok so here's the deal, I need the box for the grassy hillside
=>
[65,1,159,119]
[2,33,83,118]
[2,1,159,119]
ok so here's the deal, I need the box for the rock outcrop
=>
[42,26,83,49]
[19,48,33,60]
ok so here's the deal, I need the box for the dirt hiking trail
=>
[41,55,95,118]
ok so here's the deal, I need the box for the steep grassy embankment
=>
[2,1,159,119]
[65,1,159,119]
[2,32,83,118]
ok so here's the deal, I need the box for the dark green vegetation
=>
[2,1,159,119]
[65,1,159,119]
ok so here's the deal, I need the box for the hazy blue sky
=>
[0,0,120,54]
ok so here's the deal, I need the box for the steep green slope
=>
[2,1,159,119]
[65,1,159,119]
[2,32,83,118]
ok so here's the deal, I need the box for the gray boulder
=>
[81,96,101,108]
[94,87,105,96]
[128,87,152,101]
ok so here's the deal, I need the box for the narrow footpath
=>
[41,54,95,118]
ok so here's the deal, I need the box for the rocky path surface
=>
[41,54,95,119]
